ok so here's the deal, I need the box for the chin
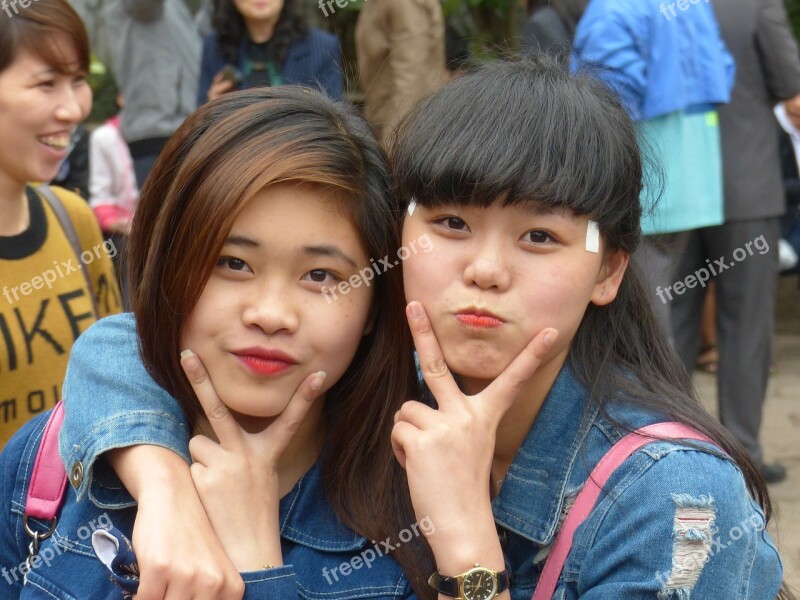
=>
[449,360,505,382]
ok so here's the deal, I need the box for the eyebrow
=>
[301,245,358,269]
[30,68,55,78]
[224,237,358,269]
[522,203,575,218]
[225,235,260,248]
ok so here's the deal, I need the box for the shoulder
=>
[201,33,227,64]
[202,33,219,52]
[42,185,102,244]
[66,314,139,376]
[46,186,91,215]
[575,445,782,598]
[0,411,51,484]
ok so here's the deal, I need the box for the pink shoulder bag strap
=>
[22,402,68,572]
[532,422,716,600]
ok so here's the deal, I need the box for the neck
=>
[0,175,30,237]
[246,18,278,44]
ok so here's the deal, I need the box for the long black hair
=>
[390,55,794,599]
[212,0,309,66]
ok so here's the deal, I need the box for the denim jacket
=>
[55,314,783,599]
[0,411,415,599]
[572,0,735,121]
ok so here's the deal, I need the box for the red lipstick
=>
[455,309,503,329]
[233,348,297,375]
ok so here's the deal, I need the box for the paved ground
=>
[693,275,799,593]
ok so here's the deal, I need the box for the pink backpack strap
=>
[532,422,715,600]
[25,401,68,521]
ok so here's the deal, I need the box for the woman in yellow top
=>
[0,0,122,447]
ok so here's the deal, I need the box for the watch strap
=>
[428,571,459,596]
[497,569,510,593]
[428,567,510,598]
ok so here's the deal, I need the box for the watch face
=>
[461,568,498,600]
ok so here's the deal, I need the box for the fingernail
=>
[180,349,198,370]
[543,329,558,347]
[311,371,327,391]
[409,302,423,319]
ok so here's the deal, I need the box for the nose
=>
[462,238,512,291]
[241,283,300,335]
[54,84,92,124]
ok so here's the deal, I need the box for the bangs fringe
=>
[390,57,645,243]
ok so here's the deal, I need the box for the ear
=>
[590,249,629,306]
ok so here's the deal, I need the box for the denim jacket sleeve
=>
[58,313,190,510]
[569,444,782,599]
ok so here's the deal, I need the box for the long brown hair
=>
[0,0,90,75]
[127,86,435,597]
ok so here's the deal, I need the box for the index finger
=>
[406,301,462,409]
[180,349,243,449]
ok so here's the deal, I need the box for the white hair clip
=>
[586,220,600,253]
[407,198,418,217]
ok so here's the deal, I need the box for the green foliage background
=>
[788,0,800,38]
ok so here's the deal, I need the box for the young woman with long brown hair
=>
[0,85,437,598]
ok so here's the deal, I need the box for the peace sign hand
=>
[391,302,557,569]
[180,350,326,572]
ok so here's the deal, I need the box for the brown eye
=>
[523,230,555,244]
[302,269,337,284]
[433,216,469,232]
[216,257,251,272]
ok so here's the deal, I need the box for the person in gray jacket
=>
[103,0,202,185]
[672,0,800,484]
[521,0,588,58]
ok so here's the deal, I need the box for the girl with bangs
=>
[16,57,790,600]
[0,86,434,598]
[391,57,789,599]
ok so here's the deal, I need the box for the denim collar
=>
[491,363,599,546]
[279,460,368,552]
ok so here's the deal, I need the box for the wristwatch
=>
[428,564,510,599]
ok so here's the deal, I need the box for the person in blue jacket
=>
[572,0,735,338]
[198,0,344,105]
[0,86,432,599]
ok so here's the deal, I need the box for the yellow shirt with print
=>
[0,186,122,447]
